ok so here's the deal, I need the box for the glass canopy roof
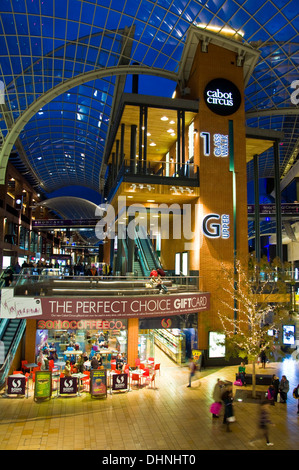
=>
[0,0,298,202]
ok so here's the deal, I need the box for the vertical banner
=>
[6,376,26,396]
[90,369,107,398]
[34,371,52,400]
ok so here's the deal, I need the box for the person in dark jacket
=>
[222,388,234,432]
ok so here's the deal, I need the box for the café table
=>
[71,373,86,396]
[55,361,66,372]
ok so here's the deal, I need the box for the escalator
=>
[116,228,162,278]
[135,226,162,275]
[0,317,26,388]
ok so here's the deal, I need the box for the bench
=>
[235,373,272,385]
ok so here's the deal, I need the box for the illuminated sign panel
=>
[202,214,230,239]
[204,78,241,116]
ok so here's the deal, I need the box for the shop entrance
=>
[139,314,198,365]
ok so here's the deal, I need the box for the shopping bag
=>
[277,392,281,403]
[227,416,236,423]
[234,379,243,386]
[210,402,222,415]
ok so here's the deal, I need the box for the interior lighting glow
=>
[161,116,168,121]
[197,23,244,37]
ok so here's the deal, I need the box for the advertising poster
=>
[112,373,128,392]
[34,371,52,400]
[7,376,26,396]
[90,369,107,398]
[59,377,78,395]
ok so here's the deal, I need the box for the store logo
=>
[202,213,230,239]
[204,78,241,115]
[161,318,172,328]
[290,80,299,104]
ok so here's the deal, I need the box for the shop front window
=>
[35,319,128,364]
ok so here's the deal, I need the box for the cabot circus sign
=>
[204,78,241,116]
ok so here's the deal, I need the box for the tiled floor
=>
[0,348,298,451]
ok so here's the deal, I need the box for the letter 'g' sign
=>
[203,213,230,239]
[204,78,241,116]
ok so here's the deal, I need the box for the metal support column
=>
[253,154,261,261]
[273,140,283,261]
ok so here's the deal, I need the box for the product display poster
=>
[90,369,107,398]
[34,371,52,400]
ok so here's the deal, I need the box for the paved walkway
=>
[0,348,298,451]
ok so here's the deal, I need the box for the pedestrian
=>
[250,401,274,446]
[211,378,224,418]
[292,384,299,414]
[260,349,267,368]
[187,357,196,387]
[271,374,279,401]
[278,375,289,403]
[238,361,246,385]
[266,384,275,405]
[222,387,235,432]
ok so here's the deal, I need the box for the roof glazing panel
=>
[0,0,298,198]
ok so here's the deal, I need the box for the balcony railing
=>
[104,159,199,199]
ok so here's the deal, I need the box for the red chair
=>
[139,363,145,370]
[21,360,29,373]
[154,363,160,375]
[141,368,150,383]
[124,365,130,375]
[131,373,141,387]
[48,360,58,373]
[148,357,154,363]
[111,363,116,371]
[145,373,156,389]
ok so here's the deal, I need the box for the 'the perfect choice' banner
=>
[0,289,210,319]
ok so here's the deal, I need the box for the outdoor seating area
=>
[5,354,160,398]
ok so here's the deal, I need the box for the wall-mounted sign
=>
[1,292,210,319]
[200,131,229,157]
[204,78,241,116]
[202,214,230,239]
